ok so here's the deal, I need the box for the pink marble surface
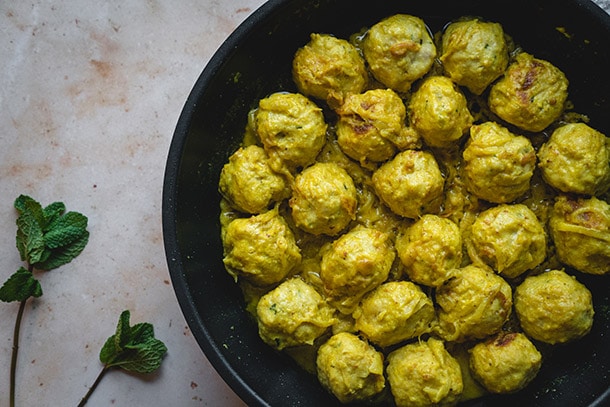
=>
[1,1,609,406]
[0,1,265,406]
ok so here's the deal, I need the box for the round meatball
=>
[467,204,547,279]
[436,264,513,342]
[372,150,444,219]
[354,281,436,347]
[488,52,568,132]
[320,225,395,314]
[292,33,368,108]
[387,338,463,407]
[538,123,610,196]
[549,195,610,275]
[395,214,463,287]
[440,19,509,95]
[222,209,301,286]
[336,88,408,164]
[316,332,385,403]
[362,14,436,93]
[462,121,536,203]
[290,162,358,236]
[219,145,289,214]
[469,332,542,394]
[255,92,327,172]
[256,277,336,350]
[408,75,473,148]
[514,269,594,344]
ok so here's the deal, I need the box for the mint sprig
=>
[1,195,89,407]
[0,267,42,302]
[78,310,168,406]
[14,194,89,271]
[100,310,168,373]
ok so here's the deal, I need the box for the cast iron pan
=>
[163,0,610,405]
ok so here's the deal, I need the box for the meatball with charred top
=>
[488,52,568,132]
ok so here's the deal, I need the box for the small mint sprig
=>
[78,310,168,406]
[0,194,89,407]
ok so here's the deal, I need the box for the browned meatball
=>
[488,52,568,132]
[222,209,301,286]
[372,150,444,219]
[289,162,358,236]
[440,18,509,95]
[514,269,594,344]
[257,277,336,350]
[469,332,542,394]
[293,33,368,108]
[320,225,395,314]
[387,338,463,407]
[462,121,536,203]
[466,204,547,279]
[395,214,462,287]
[538,123,610,196]
[408,75,473,148]
[354,281,435,347]
[436,264,513,342]
[549,195,610,275]
[219,145,289,214]
[316,332,385,403]
[336,88,411,164]
[255,92,327,172]
[362,14,436,93]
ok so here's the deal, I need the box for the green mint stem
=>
[77,365,111,407]
[9,299,26,407]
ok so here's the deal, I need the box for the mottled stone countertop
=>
[1,1,609,406]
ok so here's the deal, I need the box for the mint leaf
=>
[14,195,89,271]
[100,310,167,374]
[0,267,43,302]
[15,196,46,264]
[117,338,168,373]
[42,201,66,229]
[34,231,90,270]
[44,211,88,249]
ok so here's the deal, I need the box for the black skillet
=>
[163,0,610,405]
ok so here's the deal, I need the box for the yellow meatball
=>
[222,209,301,286]
[462,121,536,203]
[292,33,368,108]
[440,19,509,95]
[354,281,435,347]
[336,88,410,164]
[219,145,289,214]
[408,75,473,148]
[538,123,610,196]
[436,264,513,342]
[316,332,385,403]
[372,150,444,219]
[488,52,568,132]
[514,269,594,344]
[255,92,327,172]
[395,214,463,287]
[256,277,336,350]
[362,14,436,93]
[469,332,542,394]
[290,162,358,236]
[386,338,463,407]
[320,225,395,314]
[467,204,547,279]
[549,195,610,275]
